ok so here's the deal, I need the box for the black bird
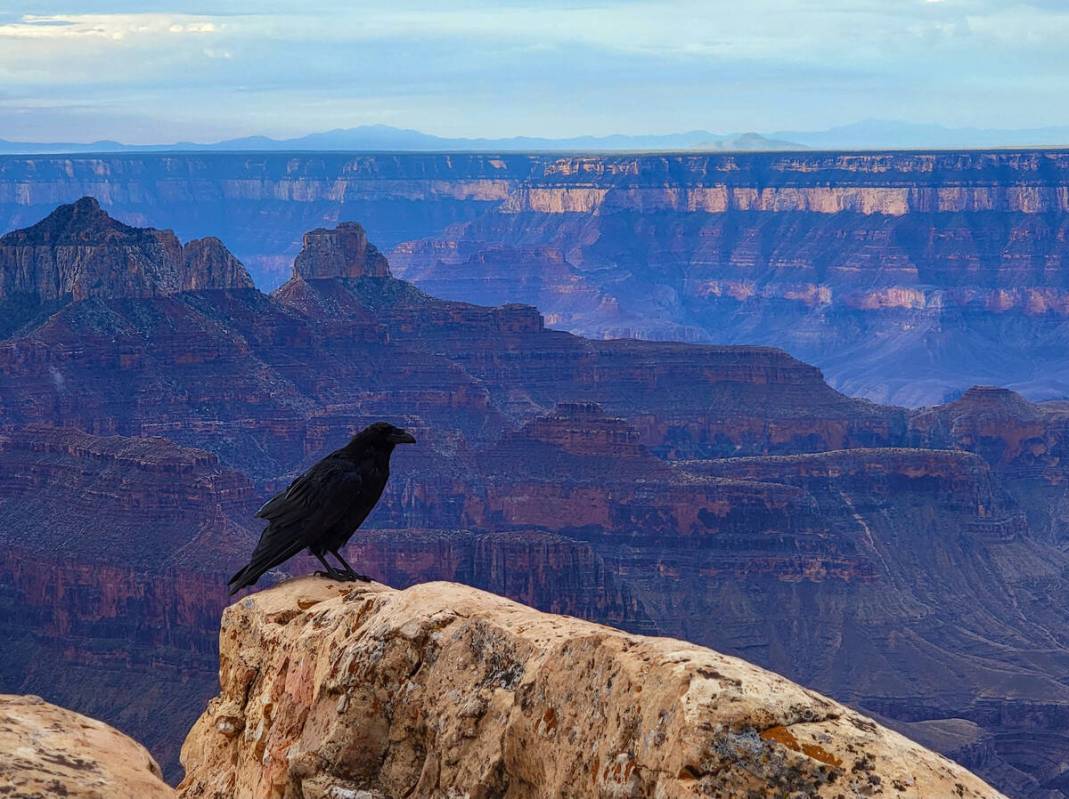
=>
[228,422,416,595]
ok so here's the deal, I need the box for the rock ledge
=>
[179,577,1004,798]
[0,693,175,798]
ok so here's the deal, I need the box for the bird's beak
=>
[391,430,416,444]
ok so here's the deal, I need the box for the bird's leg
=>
[312,551,348,581]
[330,549,370,582]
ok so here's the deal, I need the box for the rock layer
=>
[0,693,175,798]
[0,427,257,776]
[0,196,253,302]
[294,222,391,279]
[178,577,1004,799]
[4,150,1067,401]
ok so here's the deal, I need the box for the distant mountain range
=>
[1,120,1067,155]
[0,126,799,154]
[0,118,1064,155]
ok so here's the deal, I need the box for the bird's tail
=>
[227,564,259,596]
[228,534,306,596]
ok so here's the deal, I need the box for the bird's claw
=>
[315,569,371,583]
[340,569,371,583]
[314,569,347,581]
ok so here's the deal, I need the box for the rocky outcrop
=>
[0,694,175,798]
[515,401,648,458]
[909,386,1069,547]
[182,236,256,292]
[911,386,1069,473]
[293,222,391,279]
[0,197,253,301]
[178,577,1004,799]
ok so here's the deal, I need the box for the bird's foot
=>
[314,568,370,583]
[340,569,371,583]
[314,569,349,582]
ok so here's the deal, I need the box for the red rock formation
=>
[182,237,256,292]
[911,386,1069,472]
[293,222,390,279]
[516,401,648,458]
[0,426,255,563]
[0,197,253,301]
[909,386,1069,549]
[0,427,258,777]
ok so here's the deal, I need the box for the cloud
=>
[0,13,219,40]
[0,1,1067,142]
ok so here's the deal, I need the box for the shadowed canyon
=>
[2,150,1069,405]
[1,189,1068,798]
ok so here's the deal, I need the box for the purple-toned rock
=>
[293,222,391,279]
[182,237,255,292]
[0,197,253,301]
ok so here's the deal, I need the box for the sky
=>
[0,0,1067,143]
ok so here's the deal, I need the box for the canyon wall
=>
[2,151,1068,404]
[0,427,256,773]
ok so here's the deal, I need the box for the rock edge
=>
[179,577,1005,799]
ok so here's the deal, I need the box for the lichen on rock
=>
[0,693,176,798]
[178,577,1005,798]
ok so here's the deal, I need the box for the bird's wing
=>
[233,457,362,577]
[229,456,366,594]
[256,456,362,529]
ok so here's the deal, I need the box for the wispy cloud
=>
[0,13,219,40]
[0,2,1066,142]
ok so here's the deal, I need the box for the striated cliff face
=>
[178,577,1004,799]
[911,387,1069,473]
[0,427,258,778]
[0,694,176,798]
[397,202,1069,405]
[2,151,1066,403]
[909,387,1069,547]
[0,197,253,302]
[0,426,255,565]
[182,236,258,293]
[293,222,391,279]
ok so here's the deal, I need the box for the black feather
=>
[227,422,414,595]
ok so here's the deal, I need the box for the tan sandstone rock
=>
[178,577,1004,799]
[0,693,175,798]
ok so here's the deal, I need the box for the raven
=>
[228,422,416,595]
